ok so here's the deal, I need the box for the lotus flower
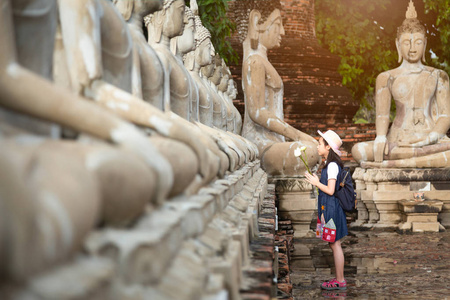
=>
[296,145,312,175]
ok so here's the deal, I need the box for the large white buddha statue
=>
[352,0,450,168]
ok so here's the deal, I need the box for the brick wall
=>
[280,0,316,39]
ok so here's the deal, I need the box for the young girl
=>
[305,130,348,290]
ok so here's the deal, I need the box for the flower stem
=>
[300,153,312,175]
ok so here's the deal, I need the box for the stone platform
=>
[1,161,276,300]
[352,167,450,229]
[271,177,316,238]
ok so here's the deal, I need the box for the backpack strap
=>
[340,168,349,187]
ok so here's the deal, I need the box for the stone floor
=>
[290,228,450,299]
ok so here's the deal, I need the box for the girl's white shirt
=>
[326,162,339,180]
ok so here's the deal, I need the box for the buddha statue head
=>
[173,6,195,55]
[218,63,230,93]
[396,0,427,64]
[145,0,185,43]
[201,54,216,78]
[194,16,214,65]
[234,0,283,51]
[184,14,213,71]
[208,55,223,85]
[227,78,238,100]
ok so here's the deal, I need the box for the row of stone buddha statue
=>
[0,0,256,281]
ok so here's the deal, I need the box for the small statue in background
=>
[184,13,215,127]
[172,5,199,122]
[227,78,243,135]
[208,56,227,130]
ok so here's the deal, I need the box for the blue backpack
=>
[335,167,357,212]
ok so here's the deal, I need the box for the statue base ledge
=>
[353,167,450,182]
[353,167,450,229]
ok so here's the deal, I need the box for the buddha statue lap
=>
[237,1,320,176]
[351,0,450,169]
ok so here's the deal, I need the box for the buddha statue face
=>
[196,38,213,67]
[201,64,214,78]
[177,12,195,54]
[162,0,185,38]
[227,79,237,100]
[218,73,229,92]
[397,32,426,63]
[258,9,284,50]
[209,56,222,83]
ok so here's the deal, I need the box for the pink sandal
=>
[321,278,347,290]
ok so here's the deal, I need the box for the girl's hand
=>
[304,172,320,186]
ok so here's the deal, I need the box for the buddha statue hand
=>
[288,127,318,145]
[403,131,442,147]
[303,132,319,145]
[374,135,387,162]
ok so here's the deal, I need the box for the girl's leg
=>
[329,240,345,282]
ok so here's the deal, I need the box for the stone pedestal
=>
[352,173,369,227]
[272,177,316,238]
[353,168,450,229]
[398,200,444,232]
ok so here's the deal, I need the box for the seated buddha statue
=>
[351,0,450,168]
[237,1,320,176]
[227,78,243,135]
[171,5,200,122]
[217,64,236,132]
[207,56,227,131]
[184,14,214,127]
[145,0,192,120]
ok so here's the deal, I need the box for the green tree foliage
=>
[186,0,238,64]
[315,0,450,123]
[424,0,450,73]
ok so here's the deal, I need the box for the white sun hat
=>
[318,130,342,156]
